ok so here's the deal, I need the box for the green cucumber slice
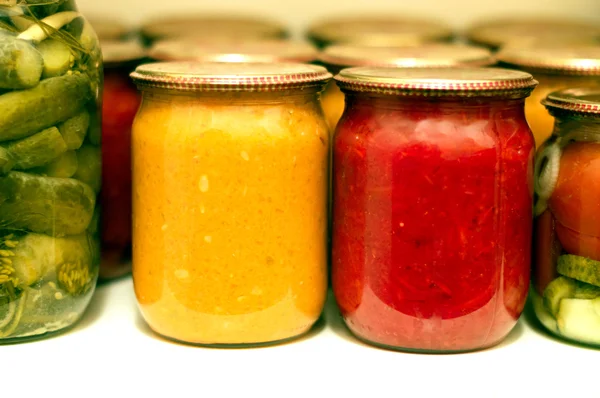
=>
[557,254,600,288]
[556,298,600,345]
[543,276,577,317]
[37,39,73,78]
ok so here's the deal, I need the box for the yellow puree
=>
[321,81,345,131]
[132,92,329,345]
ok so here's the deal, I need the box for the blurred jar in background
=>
[100,40,147,281]
[319,43,495,130]
[497,46,600,148]
[140,14,288,47]
[307,15,453,49]
[87,17,133,42]
[148,38,319,64]
[466,18,600,51]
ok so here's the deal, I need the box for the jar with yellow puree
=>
[319,43,495,130]
[307,15,453,49]
[130,62,331,346]
[497,46,600,148]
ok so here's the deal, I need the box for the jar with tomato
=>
[497,46,600,149]
[100,40,146,281]
[332,67,537,352]
[532,88,600,347]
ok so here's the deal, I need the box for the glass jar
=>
[130,62,331,346]
[532,88,600,347]
[320,44,495,130]
[148,38,318,64]
[497,46,600,149]
[0,0,102,342]
[466,18,600,51]
[99,40,146,281]
[140,14,288,47]
[307,15,453,49]
[332,67,537,352]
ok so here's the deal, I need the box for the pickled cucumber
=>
[31,150,77,178]
[0,147,14,175]
[58,110,89,150]
[73,145,101,193]
[557,254,600,287]
[0,35,43,89]
[543,277,577,316]
[37,39,72,78]
[556,298,600,345]
[0,73,92,142]
[0,171,95,236]
[24,0,64,18]
[4,126,67,170]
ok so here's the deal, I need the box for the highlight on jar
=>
[319,43,495,131]
[99,40,147,281]
[130,62,331,346]
[497,46,600,149]
[331,66,538,353]
[0,0,103,342]
[532,88,600,347]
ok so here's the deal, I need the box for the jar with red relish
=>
[332,67,538,352]
[100,40,147,280]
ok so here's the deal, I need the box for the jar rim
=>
[130,61,332,92]
[335,66,537,97]
[102,40,147,65]
[148,39,319,64]
[497,46,600,76]
[320,43,495,68]
[543,87,600,116]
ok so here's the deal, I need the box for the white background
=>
[77,0,600,39]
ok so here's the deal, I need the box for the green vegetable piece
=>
[73,145,101,193]
[0,147,14,175]
[87,109,101,145]
[0,73,92,142]
[24,0,63,18]
[58,110,89,150]
[0,35,43,89]
[543,276,577,317]
[0,171,96,236]
[557,254,600,288]
[31,150,78,178]
[87,205,100,236]
[4,126,67,170]
[37,39,73,78]
[556,298,600,345]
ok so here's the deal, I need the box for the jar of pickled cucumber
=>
[99,40,146,281]
[306,15,453,49]
[130,62,331,346]
[0,0,102,342]
[532,88,600,347]
[319,43,495,130]
[497,46,600,148]
[140,14,288,47]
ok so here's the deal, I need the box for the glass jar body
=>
[0,0,103,342]
[532,116,600,347]
[99,63,141,281]
[132,89,329,346]
[332,93,534,352]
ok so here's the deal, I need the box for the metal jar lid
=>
[148,39,319,64]
[320,43,494,68]
[307,15,453,47]
[497,46,600,76]
[140,14,287,42]
[543,87,600,116]
[102,40,147,67]
[335,66,538,97]
[130,62,332,92]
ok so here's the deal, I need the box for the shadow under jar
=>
[331,67,538,353]
[532,88,600,347]
[130,62,331,346]
[0,0,103,342]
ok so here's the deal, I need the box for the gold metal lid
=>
[335,66,537,97]
[320,43,494,68]
[87,18,131,41]
[130,62,332,92]
[467,18,600,49]
[140,14,287,42]
[497,46,600,76]
[543,87,600,116]
[148,39,319,63]
[102,40,147,66]
[307,15,453,47]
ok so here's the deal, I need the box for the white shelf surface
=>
[4,276,598,397]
